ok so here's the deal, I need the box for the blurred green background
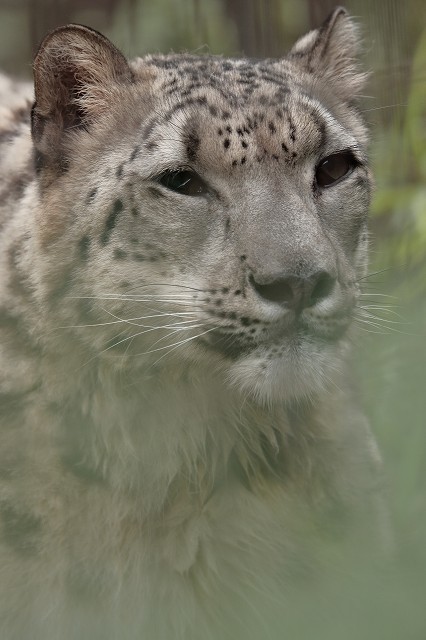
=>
[1,0,425,637]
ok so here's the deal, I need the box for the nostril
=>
[249,275,294,304]
[308,271,336,307]
[249,270,336,310]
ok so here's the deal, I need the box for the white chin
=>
[227,338,347,405]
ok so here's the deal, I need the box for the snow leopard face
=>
[27,10,370,403]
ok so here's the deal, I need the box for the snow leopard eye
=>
[157,169,208,196]
[315,152,357,188]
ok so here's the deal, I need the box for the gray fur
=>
[0,10,384,639]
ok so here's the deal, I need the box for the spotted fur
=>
[0,10,385,640]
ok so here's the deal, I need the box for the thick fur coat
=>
[0,9,384,639]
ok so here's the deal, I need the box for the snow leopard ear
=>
[288,7,366,99]
[32,24,133,183]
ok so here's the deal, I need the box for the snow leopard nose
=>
[249,271,336,311]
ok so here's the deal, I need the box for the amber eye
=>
[315,152,357,188]
[157,169,207,196]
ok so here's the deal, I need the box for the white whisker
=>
[99,307,200,329]
[147,324,206,350]
[358,309,408,325]
[147,326,218,367]
[66,295,197,302]
[359,292,398,299]
[360,303,402,317]
[354,316,414,336]
[58,313,198,330]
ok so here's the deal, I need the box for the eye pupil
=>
[158,170,207,196]
[316,152,356,188]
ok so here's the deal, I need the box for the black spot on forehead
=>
[144,56,331,168]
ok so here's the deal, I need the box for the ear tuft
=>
[288,7,366,99]
[32,25,133,184]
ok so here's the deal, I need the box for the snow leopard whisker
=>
[360,103,407,113]
[101,306,199,321]
[67,294,197,302]
[119,282,208,294]
[355,312,396,328]
[92,300,203,312]
[59,313,199,330]
[147,323,207,351]
[122,301,202,309]
[359,301,400,309]
[357,309,408,325]
[95,294,194,303]
[147,326,218,368]
[359,306,402,316]
[353,316,412,336]
[92,322,207,363]
[353,324,390,335]
[102,316,202,334]
[358,268,396,282]
[75,316,209,370]
[359,304,404,317]
[99,307,204,329]
[359,292,398,300]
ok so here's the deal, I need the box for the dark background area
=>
[1,0,425,637]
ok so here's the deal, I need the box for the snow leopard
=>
[0,8,384,640]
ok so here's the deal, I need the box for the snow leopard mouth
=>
[201,313,350,360]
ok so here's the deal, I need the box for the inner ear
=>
[50,62,89,131]
[32,24,133,183]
